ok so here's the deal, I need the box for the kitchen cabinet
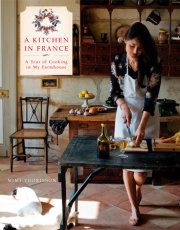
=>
[169,43,180,76]
[80,0,180,76]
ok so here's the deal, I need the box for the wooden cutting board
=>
[153,139,180,152]
[125,139,180,152]
[125,141,148,152]
[125,147,148,152]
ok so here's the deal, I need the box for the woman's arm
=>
[110,55,132,127]
[143,58,162,115]
[135,59,162,146]
[110,57,124,103]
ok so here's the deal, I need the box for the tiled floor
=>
[0,157,180,230]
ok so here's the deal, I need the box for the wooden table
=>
[50,106,180,183]
[58,135,180,230]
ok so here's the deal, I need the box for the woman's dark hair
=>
[125,22,158,87]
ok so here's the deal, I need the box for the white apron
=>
[114,58,159,172]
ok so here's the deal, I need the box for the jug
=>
[175,26,180,37]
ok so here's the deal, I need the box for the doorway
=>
[0,0,17,156]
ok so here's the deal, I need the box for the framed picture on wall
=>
[41,77,59,89]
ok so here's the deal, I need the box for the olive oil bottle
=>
[97,123,110,159]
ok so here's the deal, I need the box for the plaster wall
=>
[18,0,180,161]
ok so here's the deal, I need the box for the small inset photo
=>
[41,77,59,89]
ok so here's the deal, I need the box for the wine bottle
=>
[97,123,110,159]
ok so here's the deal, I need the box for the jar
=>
[158,29,168,44]
[175,26,180,37]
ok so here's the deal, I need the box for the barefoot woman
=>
[110,22,161,225]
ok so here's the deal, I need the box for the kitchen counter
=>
[49,105,117,146]
[50,106,180,183]
[50,106,180,141]
[50,105,116,122]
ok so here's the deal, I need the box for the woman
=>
[110,22,161,226]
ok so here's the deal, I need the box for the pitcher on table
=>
[110,22,162,226]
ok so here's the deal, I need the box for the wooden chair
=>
[9,97,49,173]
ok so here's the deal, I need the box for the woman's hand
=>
[121,103,132,127]
[135,126,145,146]
[116,99,132,127]
[135,111,150,146]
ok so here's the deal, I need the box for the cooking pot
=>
[157,0,169,5]
[81,0,109,4]
[136,0,154,5]
[105,97,117,107]
[157,98,179,117]
[111,0,124,5]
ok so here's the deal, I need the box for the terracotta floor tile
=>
[160,184,180,197]
[168,221,180,230]
[116,199,131,212]
[146,207,180,228]
[81,197,111,213]
[0,180,27,194]
[86,188,129,206]
[141,184,157,194]
[76,207,164,230]
[45,190,61,199]
[4,165,45,175]
[48,171,59,180]
[105,183,125,189]
[31,180,61,196]
[0,171,15,182]
[0,164,11,171]
[139,200,162,214]
[78,205,129,227]
[116,199,158,214]
[79,183,112,199]
[71,222,164,230]
[143,189,180,205]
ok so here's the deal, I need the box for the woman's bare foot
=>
[129,215,141,226]
[129,208,141,226]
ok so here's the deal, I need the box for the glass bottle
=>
[97,123,110,159]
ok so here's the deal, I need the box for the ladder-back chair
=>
[9,97,49,173]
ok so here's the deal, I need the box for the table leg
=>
[59,167,104,229]
[74,166,78,226]
[59,166,67,230]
